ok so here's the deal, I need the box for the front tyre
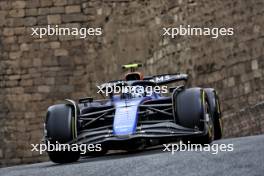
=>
[45,104,80,163]
[48,151,80,164]
[174,88,214,144]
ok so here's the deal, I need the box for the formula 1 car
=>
[44,63,223,163]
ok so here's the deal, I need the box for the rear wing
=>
[99,73,188,89]
[144,73,188,85]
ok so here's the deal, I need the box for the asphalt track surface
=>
[1,135,264,176]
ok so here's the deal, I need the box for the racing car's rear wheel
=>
[204,88,223,140]
[45,104,80,163]
[174,88,214,144]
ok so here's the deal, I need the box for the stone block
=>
[24,17,37,26]
[42,58,58,66]
[251,60,258,70]
[46,77,55,85]
[20,79,33,86]
[20,43,29,51]
[47,15,61,24]
[12,1,26,9]
[62,14,87,23]
[9,75,20,80]
[227,77,235,87]
[33,58,42,67]
[244,82,251,94]
[38,85,51,93]
[59,85,74,92]
[50,41,61,49]
[25,8,38,16]
[14,27,26,34]
[0,1,12,10]
[25,0,40,8]
[9,9,25,17]
[38,7,50,15]
[3,36,16,44]
[37,16,47,25]
[3,28,14,36]
[54,48,68,56]
[65,5,81,13]
[54,0,67,6]
[40,0,53,7]
[68,0,82,4]
[50,7,65,14]
[9,51,22,59]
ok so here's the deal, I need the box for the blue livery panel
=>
[113,98,148,136]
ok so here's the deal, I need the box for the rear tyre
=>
[204,88,223,140]
[174,88,214,144]
[45,104,80,163]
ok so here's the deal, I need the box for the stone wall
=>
[223,101,264,137]
[0,0,263,166]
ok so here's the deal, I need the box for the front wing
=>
[69,122,204,146]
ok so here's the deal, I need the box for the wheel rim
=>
[205,101,214,140]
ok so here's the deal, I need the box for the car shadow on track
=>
[43,145,165,168]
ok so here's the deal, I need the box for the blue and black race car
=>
[44,63,223,163]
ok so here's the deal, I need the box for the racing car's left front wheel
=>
[45,104,80,163]
[47,151,80,164]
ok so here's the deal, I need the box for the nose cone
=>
[113,99,143,136]
[113,105,138,136]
